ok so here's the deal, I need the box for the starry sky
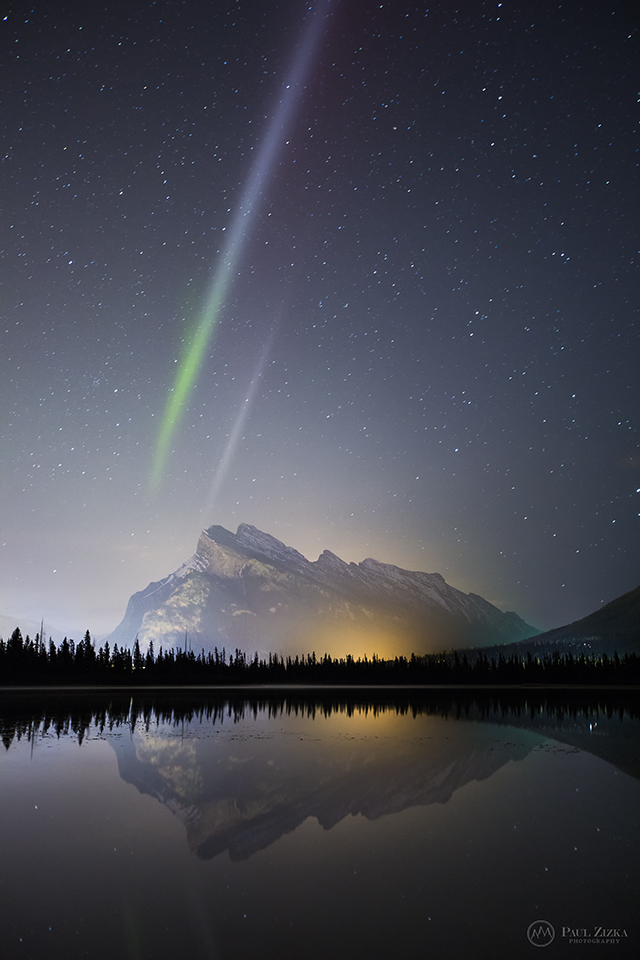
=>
[1,0,638,640]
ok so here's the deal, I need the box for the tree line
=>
[0,627,638,685]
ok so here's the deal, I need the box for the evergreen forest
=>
[1,628,638,686]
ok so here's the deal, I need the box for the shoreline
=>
[2,683,639,693]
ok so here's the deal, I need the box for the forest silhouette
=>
[1,627,638,686]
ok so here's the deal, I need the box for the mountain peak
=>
[232,523,310,570]
[315,549,350,571]
[106,522,539,656]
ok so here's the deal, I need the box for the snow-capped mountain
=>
[105,523,538,656]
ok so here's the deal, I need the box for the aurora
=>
[204,329,275,516]
[150,1,334,491]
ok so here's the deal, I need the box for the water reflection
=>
[1,690,639,959]
[3,686,639,733]
[114,712,537,861]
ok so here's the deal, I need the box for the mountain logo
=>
[527,920,555,947]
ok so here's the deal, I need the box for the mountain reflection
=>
[3,689,639,863]
[113,716,533,861]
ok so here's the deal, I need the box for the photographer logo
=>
[527,920,556,947]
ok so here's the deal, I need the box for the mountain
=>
[470,584,640,661]
[0,614,68,647]
[105,523,537,658]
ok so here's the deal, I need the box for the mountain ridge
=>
[105,522,538,657]
[469,583,640,660]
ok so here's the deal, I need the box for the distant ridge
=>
[0,614,67,647]
[470,584,640,660]
[105,522,538,657]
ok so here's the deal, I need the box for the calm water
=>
[1,690,638,959]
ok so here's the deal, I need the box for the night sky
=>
[1,0,638,640]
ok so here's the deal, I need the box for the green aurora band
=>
[151,263,232,491]
[150,2,333,492]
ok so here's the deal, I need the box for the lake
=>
[1,688,638,959]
